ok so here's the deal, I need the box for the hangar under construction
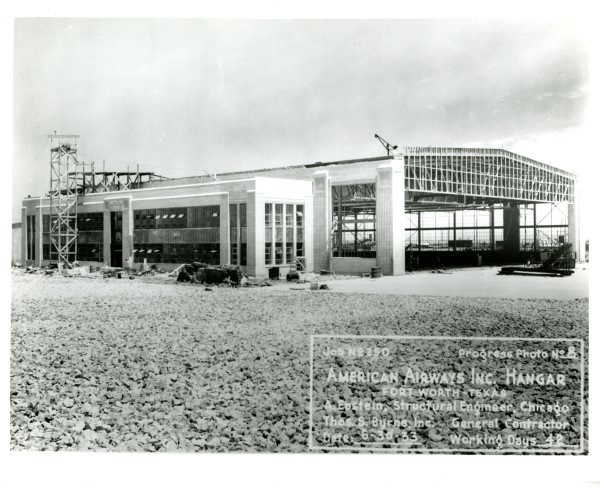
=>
[21,134,579,277]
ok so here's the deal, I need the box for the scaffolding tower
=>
[48,134,87,266]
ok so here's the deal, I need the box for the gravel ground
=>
[10,269,588,452]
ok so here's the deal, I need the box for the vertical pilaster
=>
[503,202,520,257]
[568,181,579,261]
[246,190,266,277]
[312,170,331,272]
[36,200,43,267]
[219,193,230,265]
[122,198,134,268]
[376,160,405,275]
[303,194,314,273]
[21,206,27,265]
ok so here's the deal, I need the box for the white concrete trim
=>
[22,178,255,201]
[131,192,227,202]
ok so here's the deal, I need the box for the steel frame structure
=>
[332,184,377,257]
[75,170,169,193]
[403,147,575,205]
[48,134,86,266]
[47,135,169,265]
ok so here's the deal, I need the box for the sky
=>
[12,18,590,223]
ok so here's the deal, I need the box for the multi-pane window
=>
[264,202,304,267]
[134,206,219,230]
[73,212,104,261]
[229,203,247,266]
[26,215,36,260]
[296,205,304,259]
[265,203,273,264]
[275,204,283,264]
[133,243,219,264]
[239,203,247,266]
[404,202,569,253]
[230,203,238,264]
[77,243,103,262]
[132,205,221,265]
[77,213,104,231]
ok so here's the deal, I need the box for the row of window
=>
[42,213,104,232]
[404,226,569,252]
[265,203,304,228]
[134,206,220,229]
[43,243,102,262]
[265,243,304,265]
[133,243,220,265]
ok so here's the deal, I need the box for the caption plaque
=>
[309,335,584,454]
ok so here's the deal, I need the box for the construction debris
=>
[176,263,244,286]
[286,271,300,282]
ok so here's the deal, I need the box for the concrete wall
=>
[331,257,376,275]
[12,223,21,264]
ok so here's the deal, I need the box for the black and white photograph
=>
[4,9,599,489]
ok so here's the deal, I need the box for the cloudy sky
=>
[12,18,589,221]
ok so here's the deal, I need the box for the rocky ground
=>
[10,269,588,452]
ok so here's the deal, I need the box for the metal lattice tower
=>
[48,134,85,266]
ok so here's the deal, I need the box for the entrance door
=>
[110,211,123,267]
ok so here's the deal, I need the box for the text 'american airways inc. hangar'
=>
[22,144,579,277]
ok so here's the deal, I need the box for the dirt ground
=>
[10,268,589,452]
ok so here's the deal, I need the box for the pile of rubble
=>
[23,265,54,276]
[174,263,244,286]
[172,263,276,288]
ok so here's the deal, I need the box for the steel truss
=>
[47,135,170,266]
[76,170,169,193]
[48,134,87,266]
[403,147,575,204]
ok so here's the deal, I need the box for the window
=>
[296,204,304,259]
[265,203,272,227]
[133,243,219,265]
[78,243,103,262]
[26,215,36,260]
[265,243,272,264]
[265,203,273,264]
[265,202,305,265]
[231,243,238,265]
[240,243,247,267]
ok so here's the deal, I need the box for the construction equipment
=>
[499,244,575,276]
